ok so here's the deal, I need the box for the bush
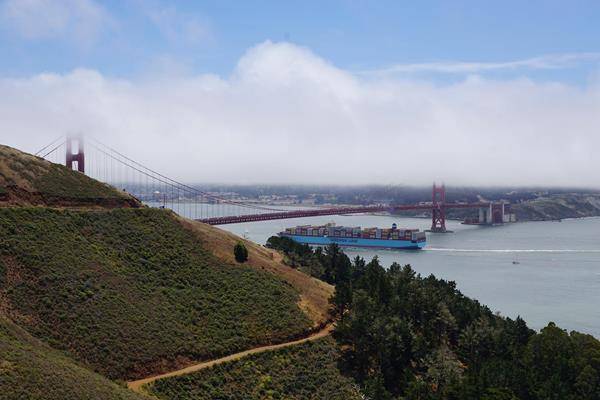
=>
[234,242,249,263]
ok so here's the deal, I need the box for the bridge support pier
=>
[479,203,507,225]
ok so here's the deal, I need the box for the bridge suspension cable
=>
[36,135,501,229]
[35,135,65,157]
[87,137,282,212]
[34,134,290,220]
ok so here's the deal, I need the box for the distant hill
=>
[0,144,139,207]
[0,316,146,400]
[511,193,600,221]
[396,193,600,222]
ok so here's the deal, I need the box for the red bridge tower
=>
[66,135,85,173]
[430,183,447,232]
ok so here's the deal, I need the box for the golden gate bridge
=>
[37,135,509,232]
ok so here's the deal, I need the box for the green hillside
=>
[147,337,361,400]
[0,207,311,380]
[0,144,137,207]
[0,315,147,400]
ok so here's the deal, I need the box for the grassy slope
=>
[183,220,334,327]
[0,315,147,400]
[0,207,311,380]
[147,337,361,400]
[0,144,135,206]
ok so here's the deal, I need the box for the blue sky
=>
[1,0,600,83]
[1,1,599,186]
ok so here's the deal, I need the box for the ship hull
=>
[279,233,426,250]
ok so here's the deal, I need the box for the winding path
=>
[127,324,334,395]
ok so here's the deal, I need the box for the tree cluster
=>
[267,238,600,400]
[331,256,600,400]
[266,236,352,284]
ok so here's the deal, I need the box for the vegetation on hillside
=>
[266,236,350,285]
[330,256,600,399]
[147,337,362,400]
[0,316,147,400]
[0,144,136,206]
[0,207,311,380]
[188,221,334,327]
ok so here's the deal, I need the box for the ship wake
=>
[425,248,600,253]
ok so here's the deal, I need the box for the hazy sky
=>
[1,0,599,186]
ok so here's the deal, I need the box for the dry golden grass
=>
[0,145,46,191]
[179,218,334,327]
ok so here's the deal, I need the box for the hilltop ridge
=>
[0,144,140,208]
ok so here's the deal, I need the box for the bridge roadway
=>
[198,202,490,225]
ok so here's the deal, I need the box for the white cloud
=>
[0,0,112,45]
[1,41,599,187]
[363,53,600,75]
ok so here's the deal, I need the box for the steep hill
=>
[0,207,313,380]
[0,144,139,207]
[0,315,147,400]
[0,144,332,389]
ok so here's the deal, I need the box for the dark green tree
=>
[233,242,248,263]
[481,388,519,400]
[574,365,600,400]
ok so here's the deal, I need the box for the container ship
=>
[278,223,426,250]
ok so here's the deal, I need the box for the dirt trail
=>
[127,324,334,395]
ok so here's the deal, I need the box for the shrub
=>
[234,242,249,263]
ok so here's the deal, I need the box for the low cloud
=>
[363,53,600,75]
[1,41,599,187]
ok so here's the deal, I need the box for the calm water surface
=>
[219,214,600,337]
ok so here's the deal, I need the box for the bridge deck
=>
[198,203,490,225]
